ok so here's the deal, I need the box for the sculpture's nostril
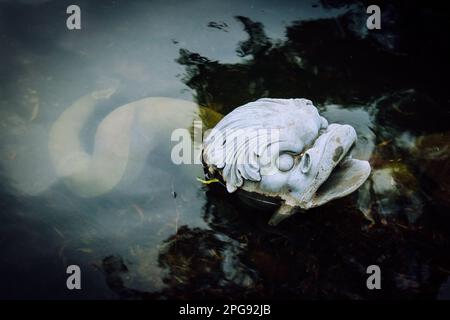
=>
[300,152,312,173]
[333,146,344,162]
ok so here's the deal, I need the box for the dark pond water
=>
[0,0,449,299]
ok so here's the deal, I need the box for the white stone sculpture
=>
[202,98,371,225]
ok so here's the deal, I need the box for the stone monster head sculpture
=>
[202,98,371,225]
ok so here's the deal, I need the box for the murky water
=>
[1,0,449,299]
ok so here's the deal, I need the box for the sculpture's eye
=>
[300,151,312,173]
[277,153,295,172]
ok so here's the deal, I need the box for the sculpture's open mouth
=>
[295,124,371,208]
[310,155,371,207]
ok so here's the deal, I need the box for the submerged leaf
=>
[196,177,220,185]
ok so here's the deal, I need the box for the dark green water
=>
[0,0,449,299]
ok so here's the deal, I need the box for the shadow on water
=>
[97,1,450,299]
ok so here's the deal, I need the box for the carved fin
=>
[268,203,297,226]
